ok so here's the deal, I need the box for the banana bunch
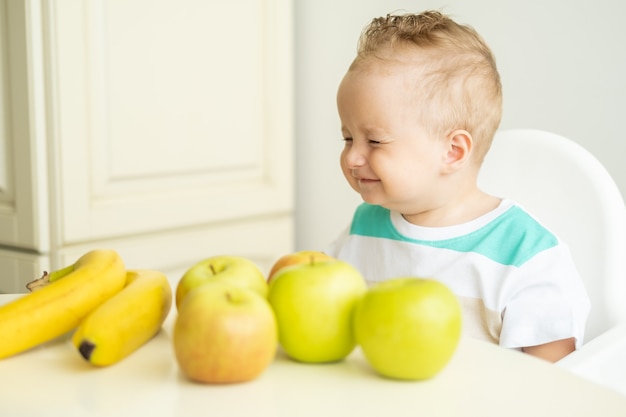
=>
[72,269,172,366]
[0,250,173,366]
[0,249,127,359]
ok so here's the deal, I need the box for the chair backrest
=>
[478,129,626,342]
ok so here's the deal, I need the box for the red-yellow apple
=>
[176,255,267,309]
[267,250,334,283]
[268,259,366,363]
[353,277,462,380]
[173,281,278,384]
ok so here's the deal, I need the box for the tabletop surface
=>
[2,293,626,417]
[558,322,626,396]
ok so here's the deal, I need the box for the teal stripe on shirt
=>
[349,203,558,267]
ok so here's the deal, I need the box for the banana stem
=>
[25,264,76,292]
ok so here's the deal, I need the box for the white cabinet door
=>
[0,0,49,252]
[0,249,49,294]
[45,0,293,245]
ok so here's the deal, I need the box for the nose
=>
[342,141,367,169]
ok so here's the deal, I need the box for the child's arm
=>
[522,337,576,362]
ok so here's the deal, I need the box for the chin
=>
[360,195,386,207]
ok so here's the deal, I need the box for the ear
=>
[442,129,472,173]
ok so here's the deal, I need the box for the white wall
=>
[294,0,626,251]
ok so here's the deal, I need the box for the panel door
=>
[44,0,294,245]
[0,0,49,252]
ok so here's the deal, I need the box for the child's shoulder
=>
[470,200,561,266]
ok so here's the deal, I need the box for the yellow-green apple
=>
[267,250,335,283]
[176,255,267,309]
[268,259,366,363]
[353,277,462,380]
[173,281,278,384]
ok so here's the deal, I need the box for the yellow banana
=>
[72,269,172,366]
[0,249,126,359]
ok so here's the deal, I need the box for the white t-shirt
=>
[326,200,590,349]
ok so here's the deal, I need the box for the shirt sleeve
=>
[498,243,590,349]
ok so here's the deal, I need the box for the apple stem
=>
[210,264,216,275]
[309,255,315,266]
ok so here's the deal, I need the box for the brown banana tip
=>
[78,340,96,361]
[25,271,50,292]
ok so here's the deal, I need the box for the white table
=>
[2,293,626,417]
[558,323,626,396]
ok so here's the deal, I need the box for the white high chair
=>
[478,129,626,343]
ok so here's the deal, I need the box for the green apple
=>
[268,259,367,363]
[176,255,267,309]
[173,281,278,384]
[353,277,462,380]
[267,250,335,283]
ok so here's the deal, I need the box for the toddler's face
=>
[337,64,448,215]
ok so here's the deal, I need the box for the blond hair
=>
[350,11,502,162]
